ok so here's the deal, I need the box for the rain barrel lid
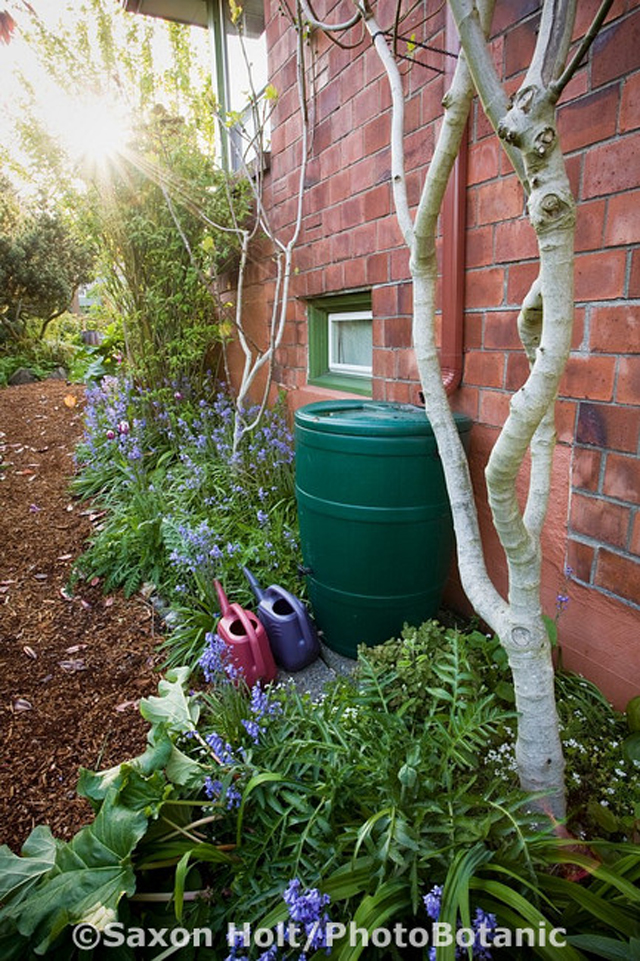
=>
[295,400,472,437]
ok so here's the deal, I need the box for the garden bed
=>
[0,380,163,850]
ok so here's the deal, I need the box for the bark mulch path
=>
[0,380,164,852]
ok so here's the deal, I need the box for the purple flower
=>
[204,777,242,809]
[249,682,281,720]
[205,731,239,765]
[200,633,241,684]
[117,420,130,435]
[472,907,496,960]
[424,884,443,921]
[282,879,331,951]
[241,718,263,743]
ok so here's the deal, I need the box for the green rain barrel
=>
[294,400,472,657]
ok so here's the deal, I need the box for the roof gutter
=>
[440,5,467,395]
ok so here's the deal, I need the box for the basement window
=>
[307,292,372,395]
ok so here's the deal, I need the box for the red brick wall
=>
[233,0,640,706]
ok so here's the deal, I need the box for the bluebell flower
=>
[424,884,443,920]
[205,731,239,765]
[282,878,331,951]
[204,777,243,809]
[241,718,263,743]
[257,947,279,961]
[200,632,241,683]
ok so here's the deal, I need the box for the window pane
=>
[329,311,372,375]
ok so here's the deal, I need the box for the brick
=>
[590,305,640,354]
[620,70,640,133]
[463,350,504,388]
[572,0,625,43]
[465,267,505,309]
[386,380,412,403]
[557,66,588,105]
[467,138,500,185]
[570,491,630,549]
[575,199,605,253]
[466,226,494,268]
[365,183,391,221]
[507,262,539,305]
[557,86,619,154]
[566,538,595,583]
[571,447,602,492]
[595,549,640,606]
[484,311,521,350]
[556,399,578,445]
[366,252,389,285]
[565,154,582,199]
[504,16,539,77]
[583,138,640,199]
[630,251,640,298]
[372,348,396,380]
[505,351,530,391]
[341,195,365,230]
[605,190,640,246]
[577,402,640,453]
[603,453,640,505]
[396,348,419,381]
[463,314,483,350]
[559,355,616,402]
[477,177,525,225]
[383,317,412,349]
[374,285,398,316]
[479,389,511,426]
[451,385,479,420]
[631,513,640,556]
[494,218,538,263]
[491,0,539,35]
[363,114,390,156]
[575,251,627,302]
[591,10,640,88]
[572,308,586,351]
[617,356,640,406]
[324,262,345,291]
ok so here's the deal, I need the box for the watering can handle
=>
[214,579,231,617]
[233,605,270,679]
[242,566,265,602]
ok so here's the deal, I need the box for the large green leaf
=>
[0,826,58,904]
[3,786,149,954]
[568,934,640,960]
[139,667,200,733]
[78,727,174,805]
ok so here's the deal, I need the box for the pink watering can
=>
[214,579,277,687]
[243,567,320,672]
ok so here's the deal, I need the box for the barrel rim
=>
[294,400,472,436]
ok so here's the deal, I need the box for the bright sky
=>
[0,0,210,181]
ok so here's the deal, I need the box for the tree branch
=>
[447,0,529,192]
[550,0,615,101]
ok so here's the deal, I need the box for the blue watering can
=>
[243,567,320,672]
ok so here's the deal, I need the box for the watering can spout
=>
[214,579,232,617]
[242,568,320,672]
[243,566,265,603]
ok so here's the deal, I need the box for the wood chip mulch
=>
[0,380,164,852]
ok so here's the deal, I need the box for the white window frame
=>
[328,310,373,378]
